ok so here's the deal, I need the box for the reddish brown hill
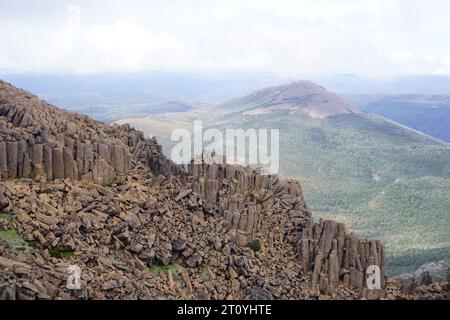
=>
[220,80,358,118]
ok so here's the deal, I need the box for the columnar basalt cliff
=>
[1,80,447,300]
[189,158,385,293]
[0,80,178,185]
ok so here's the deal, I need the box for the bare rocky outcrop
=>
[383,275,449,300]
[2,79,441,301]
[1,163,372,300]
[0,80,179,185]
[188,158,386,294]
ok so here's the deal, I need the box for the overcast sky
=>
[1,0,449,78]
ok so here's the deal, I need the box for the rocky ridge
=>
[189,158,386,294]
[0,80,448,300]
[0,80,178,185]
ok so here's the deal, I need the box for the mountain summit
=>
[220,80,358,119]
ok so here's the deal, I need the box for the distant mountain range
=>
[346,94,450,143]
[118,81,450,276]
[0,72,293,103]
[313,74,450,95]
[4,72,450,104]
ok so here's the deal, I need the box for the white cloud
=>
[82,21,188,73]
[66,5,81,29]
[0,0,450,77]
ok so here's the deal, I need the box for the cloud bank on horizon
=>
[1,0,449,78]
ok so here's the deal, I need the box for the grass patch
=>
[27,240,39,248]
[49,248,75,259]
[0,211,13,222]
[148,263,182,277]
[107,254,118,263]
[0,229,24,246]
[0,229,35,255]
[247,239,262,252]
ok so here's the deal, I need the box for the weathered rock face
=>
[189,159,386,292]
[383,276,449,300]
[190,161,309,246]
[0,80,179,185]
[297,220,385,293]
[0,170,334,300]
